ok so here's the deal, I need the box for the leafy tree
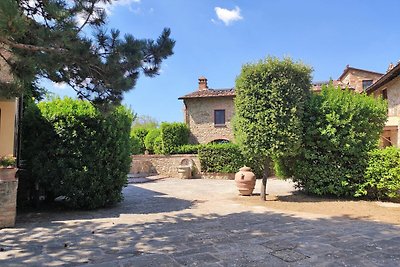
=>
[234,57,312,200]
[0,0,175,107]
[132,115,159,130]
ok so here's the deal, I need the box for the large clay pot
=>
[235,166,256,196]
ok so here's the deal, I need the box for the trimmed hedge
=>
[130,127,149,154]
[199,143,245,173]
[288,85,387,197]
[172,144,203,154]
[22,98,133,209]
[356,147,400,200]
[159,122,189,154]
[144,128,160,154]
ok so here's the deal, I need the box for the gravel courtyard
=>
[1,178,400,266]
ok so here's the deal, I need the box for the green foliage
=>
[159,122,189,154]
[234,56,312,176]
[153,135,163,155]
[199,143,246,173]
[144,128,161,154]
[356,147,400,200]
[130,135,142,155]
[0,155,16,167]
[0,0,175,105]
[172,144,203,154]
[21,97,133,209]
[290,85,387,197]
[132,115,159,130]
[130,127,149,154]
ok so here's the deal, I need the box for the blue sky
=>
[47,0,400,122]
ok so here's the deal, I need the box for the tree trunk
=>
[260,158,269,201]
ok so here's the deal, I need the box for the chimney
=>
[387,62,394,73]
[198,76,208,91]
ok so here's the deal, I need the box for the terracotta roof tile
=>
[178,88,235,99]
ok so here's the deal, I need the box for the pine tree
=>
[0,0,175,107]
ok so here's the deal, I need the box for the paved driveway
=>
[1,178,400,266]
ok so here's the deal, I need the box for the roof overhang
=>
[366,63,400,94]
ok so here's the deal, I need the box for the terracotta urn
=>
[235,166,256,196]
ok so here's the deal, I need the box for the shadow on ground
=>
[1,183,400,266]
[16,184,194,223]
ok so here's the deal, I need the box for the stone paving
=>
[1,178,400,266]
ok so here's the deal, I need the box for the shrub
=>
[199,143,245,173]
[130,127,149,154]
[153,135,163,154]
[130,134,142,155]
[22,97,133,209]
[160,122,189,154]
[356,147,400,200]
[172,144,203,154]
[289,85,387,197]
[144,128,161,154]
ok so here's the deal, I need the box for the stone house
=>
[178,77,235,144]
[366,62,400,147]
[312,65,383,93]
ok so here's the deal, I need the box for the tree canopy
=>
[234,57,312,199]
[0,0,175,107]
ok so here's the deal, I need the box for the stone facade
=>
[369,66,400,147]
[184,97,234,144]
[339,67,383,93]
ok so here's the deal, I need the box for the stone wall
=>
[0,170,18,228]
[184,97,234,144]
[130,154,202,178]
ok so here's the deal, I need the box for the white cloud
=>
[214,6,243,26]
[100,0,141,15]
[52,82,68,90]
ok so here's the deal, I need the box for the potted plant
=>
[0,155,17,181]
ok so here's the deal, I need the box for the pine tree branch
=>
[0,37,67,54]
[77,1,97,33]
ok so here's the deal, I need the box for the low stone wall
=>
[131,154,201,178]
[0,170,18,228]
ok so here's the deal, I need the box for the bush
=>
[199,143,245,173]
[172,144,203,154]
[130,135,142,155]
[22,97,133,209]
[153,135,163,154]
[289,85,387,197]
[159,122,189,154]
[144,128,161,154]
[130,127,149,154]
[356,147,400,200]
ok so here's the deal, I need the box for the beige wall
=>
[340,70,382,93]
[184,97,235,144]
[373,77,400,117]
[0,98,17,157]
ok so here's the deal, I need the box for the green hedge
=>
[199,143,245,173]
[356,147,400,200]
[22,97,133,209]
[288,85,387,197]
[172,144,203,154]
[130,127,149,154]
[144,128,160,154]
[159,122,189,154]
